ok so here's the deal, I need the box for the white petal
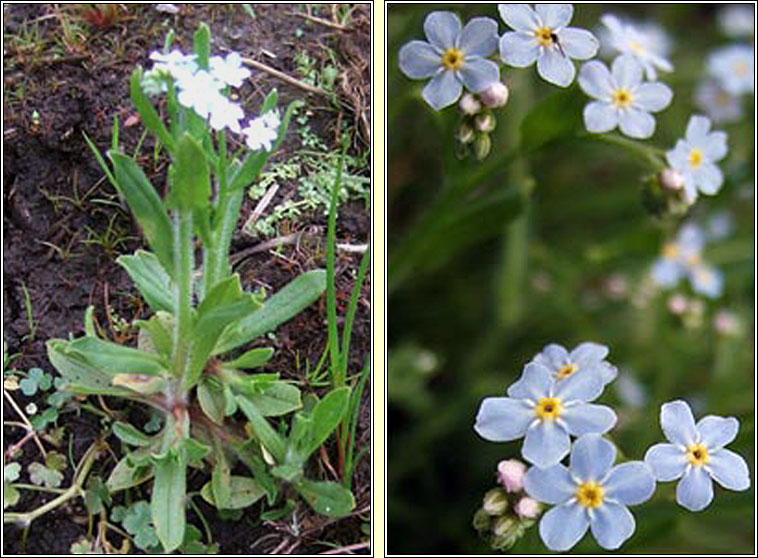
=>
[706,449,751,491]
[611,54,644,89]
[539,502,589,551]
[423,11,461,50]
[522,421,571,468]
[676,466,714,511]
[703,130,728,161]
[524,464,576,504]
[569,433,616,481]
[590,502,636,550]
[578,61,614,100]
[500,31,540,67]
[604,462,656,505]
[695,162,723,195]
[645,443,688,481]
[498,4,539,32]
[421,70,462,110]
[660,400,698,446]
[618,108,655,139]
[474,397,534,441]
[697,416,739,450]
[398,41,442,79]
[633,82,673,113]
[535,4,573,29]
[562,404,617,437]
[458,17,498,57]
[556,27,599,60]
[537,48,576,87]
[458,58,500,93]
[685,114,712,143]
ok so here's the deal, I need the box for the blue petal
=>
[535,4,573,29]
[651,258,683,287]
[523,421,571,468]
[706,449,751,491]
[539,501,589,551]
[423,11,461,50]
[695,162,724,195]
[398,41,442,79]
[556,27,599,60]
[604,462,656,505]
[499,31,540,67]
[685,114,712,143]
[498,4,539,32]
[618,108,655,139]
[474,397,533,442]
[611,54,644,89]
[532,343,569,372]
[590,502,635,550]
[507,362,553,400]
[660,400,698,446]
[697,415,739,450]
[599,362,618,384]
[645,443,688,481]
[537,48,576,87]
[524,464,576,504]
[579,60,614,100]
[562,404,617,437]
[421,70,462,110]
[676,466,714,511]
[458,58,500,93]
[634,82,673,113]
[458,17,498,57]
[583,101,618,134]
[553,366,604,403]
[569,433,616,481]
[570,342,609,368]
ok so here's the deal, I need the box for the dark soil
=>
[3,4,370,554]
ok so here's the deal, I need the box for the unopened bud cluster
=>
[641,169,693,220]
[472,459,541,551]
[455,82,509,161]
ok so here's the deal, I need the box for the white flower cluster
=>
[142,49,280,151]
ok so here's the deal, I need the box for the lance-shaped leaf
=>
[223,347,274,369]
[151,448,186,553]
[47,339,130,394]
[111,374,168,395]
[197,378,226,425]
[235,396,286,463]
[193,23,210,69]
[107,151,174,272]
[167,133,211,211]
[234,381,302,417]
[300,387,350,459]
[107,448,155,493]
[135,311,174,359]
[118,251,174,313]
[66,337,167,376]
[130,68,175,151]
[295,478,355,518]
[213,270,326,355]
[232,440,278,505]
[200,476,266,510]
[113,422,154,447]
[210,443,232,509]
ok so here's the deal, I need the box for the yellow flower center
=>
[575,481,605,508]
[686,444,709,466]
[441,48,464,70]
[611,88,633,108]
[734,60,748,77]
[688,148,704,169]
[662,243,678,260]
[556,363,579,379]
[535,397,562,420]
[686,253,701,266]
[534,26,555,47]
[628,40,645,55]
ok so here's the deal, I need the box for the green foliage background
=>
[387,4,755,554]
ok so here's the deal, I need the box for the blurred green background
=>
[387,4,754,554]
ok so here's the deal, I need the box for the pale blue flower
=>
[242,110,280,151]
[525,434,655,551]
[599,14,673,80]
[665,115,728,203]
[695,79,743,124]
[645,400,750,512]
[530,342,617,386]
[718,5,755,39]
[475,362,616,468]
[578,55,673,139]
[498,4,599,87]
[398,12,499,110]
[175,69,226,118]
[705,210,735,240]
[689,263,724,299]
[707,44,754,96]
[209,52,251,88]
[650,223,705,288]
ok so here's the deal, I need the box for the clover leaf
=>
[28,462,63,488]
[19,367,53,396]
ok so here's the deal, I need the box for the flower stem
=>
[172,208,194,388]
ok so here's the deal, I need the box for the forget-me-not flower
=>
[666,115,728,204]
[717,5,755,38]
[498,4,599,87]
[707,44,755,96]
[398,11,499,110]
[525,434,655,551]
[645,400,750,511]
[242,110,281,151]
[650,223,705,288]
[578,55,673,139]
[695,79,743,124]
[530,342,617,386]
[475,362,617,468]
[209,52,251,88]
[599,14,673,80]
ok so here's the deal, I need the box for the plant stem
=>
[173,209,194,391]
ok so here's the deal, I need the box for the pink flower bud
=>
[514,496,541,519]
[713,309,740,335]
[667,293,688,315]
[458,93,482,115]
[660,168,684,191]
[480,82,509,108]
[497,459,526,492]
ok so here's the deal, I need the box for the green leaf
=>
[167,133,211,211]
[200,476,266,510]
[111,374,168,395]
[4,463,21,483]
[271,464,302,482]
[178,438,210,463]
[47,339,124,392]
[520,85,585,152]
[260,89,278,113]
[130,68,175,152]
[232,440,278,505]
[235,396,286,463]
[210,452,231,509]
[214,270,326,354]
[302,387,350,458]
[106,452,154,493]
[135,311,174,358]
[84,305,97,337]
[193,23,210,69]
[151,449,187,553]
[236,381,302,417]
[66,337,167,376]
[295,478,355,517]
[28,462,64,488]
[118,251,174,313]
[3,482,19,509]
[224,347,275,369]
[113,422,154,447]
[107,150,174,272]
[197,378,226,425]
[260,499,295,521]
